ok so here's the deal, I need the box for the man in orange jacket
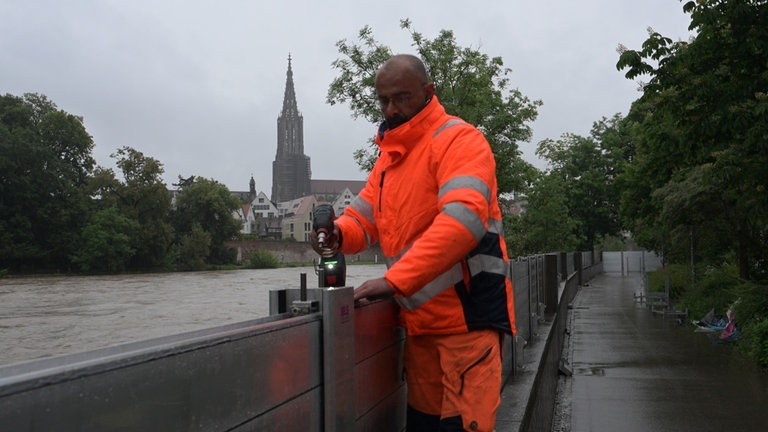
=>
[313,54,516,432]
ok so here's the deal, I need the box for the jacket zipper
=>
[378,169,386,213]
[459,346,493,395]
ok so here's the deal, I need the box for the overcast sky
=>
[2,0,693,194]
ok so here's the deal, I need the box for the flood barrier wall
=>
[0,251,603,431]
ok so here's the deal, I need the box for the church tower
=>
[271,54,312,203]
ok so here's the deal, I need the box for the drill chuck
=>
[313,204,336,248]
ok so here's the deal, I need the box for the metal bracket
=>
[291,299,319,316]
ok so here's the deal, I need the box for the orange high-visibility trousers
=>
[404,329,502,431]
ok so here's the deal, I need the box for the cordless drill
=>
[313,204,346,287]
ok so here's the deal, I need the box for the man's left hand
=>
[354,277,396,302]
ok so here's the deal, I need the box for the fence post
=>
[322,287,355,431]
[559,252,567,282]
[544,254,559,314]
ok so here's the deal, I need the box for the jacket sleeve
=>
[385,125,497,296]
[335,167,381,255]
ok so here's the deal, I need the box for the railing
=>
[0,251,604,431]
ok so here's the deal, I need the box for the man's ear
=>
[424,82,436,98]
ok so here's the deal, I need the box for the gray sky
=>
[1,0,693,194]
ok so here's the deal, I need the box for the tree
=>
[651,165,734,286]
[507,172,578,257]
[616,0,768,278]
[0,93,95,271]
[70,207,139,273]
[110,147,174,269]
[176,222,212,271]
[327,19,541,195]
[536,126,621,251]
[171,177,241,265]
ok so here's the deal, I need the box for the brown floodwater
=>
[0,264,386,366]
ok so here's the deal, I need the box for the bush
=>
[742,317,768,369]
[176,224,211,271]
[660,261,768,369]
[732,281,768,368]
[647,264,690,299]
[676,264,741,319]
[247,249,279,269]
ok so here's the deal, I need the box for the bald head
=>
[377,54,430,83]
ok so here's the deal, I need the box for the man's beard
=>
[386,114,409,130]
[385,97,431,130]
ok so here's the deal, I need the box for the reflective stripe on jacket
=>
[336,96,516,337]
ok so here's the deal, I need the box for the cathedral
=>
[271,54,312,203]
[232,55,365,241]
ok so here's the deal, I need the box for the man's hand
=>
[310,224,340,258]
[354,277,396,302]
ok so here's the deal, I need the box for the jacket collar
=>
[376,96,445,161]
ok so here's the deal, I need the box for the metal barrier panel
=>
[543,254,559,314]
[511,259,531,345]
[602,251,661,274]
[536,255,546,318]
[0,314,324,431]
[528,258,540,338]
[353,299,406,431]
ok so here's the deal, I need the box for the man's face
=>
[375,70,433,130]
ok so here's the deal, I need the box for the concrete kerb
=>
[497,267,589,432]
[496,315,555,431]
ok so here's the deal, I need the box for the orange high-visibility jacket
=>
[337,96,516,337]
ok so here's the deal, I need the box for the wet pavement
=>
[567,273,768,432]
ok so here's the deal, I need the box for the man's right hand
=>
[310,224,341,258]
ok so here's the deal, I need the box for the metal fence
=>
[602,250,663,274]
[0,252,603,431]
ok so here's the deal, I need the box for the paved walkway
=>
[566,273,768,431]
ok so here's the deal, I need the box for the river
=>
[0,264,386,367]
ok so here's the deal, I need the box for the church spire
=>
[272,54,311,203]
[281,53,299,118]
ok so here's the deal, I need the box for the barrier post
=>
[544,253,559,313]
[322,287,355,431]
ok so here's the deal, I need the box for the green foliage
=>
[647,264,691,299]
[509,173,579,256]
[599,234,631,251]
[246,249,279,269]
[171,177,241,265]
[0,92,244,274]
[673,263,740,317]
[0,93,95,271]
[654,260,768,368]
[730,280,768,368]
[328,19,541,195]
[70,207,140,273]
[502,215,526,260]
[110,147,175,269]
[176,223,211,271]
[742,317,768,369]
[733,282,768,324]
[533,114,627,251]
[617,0,768,279]
[732,281,768,367]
